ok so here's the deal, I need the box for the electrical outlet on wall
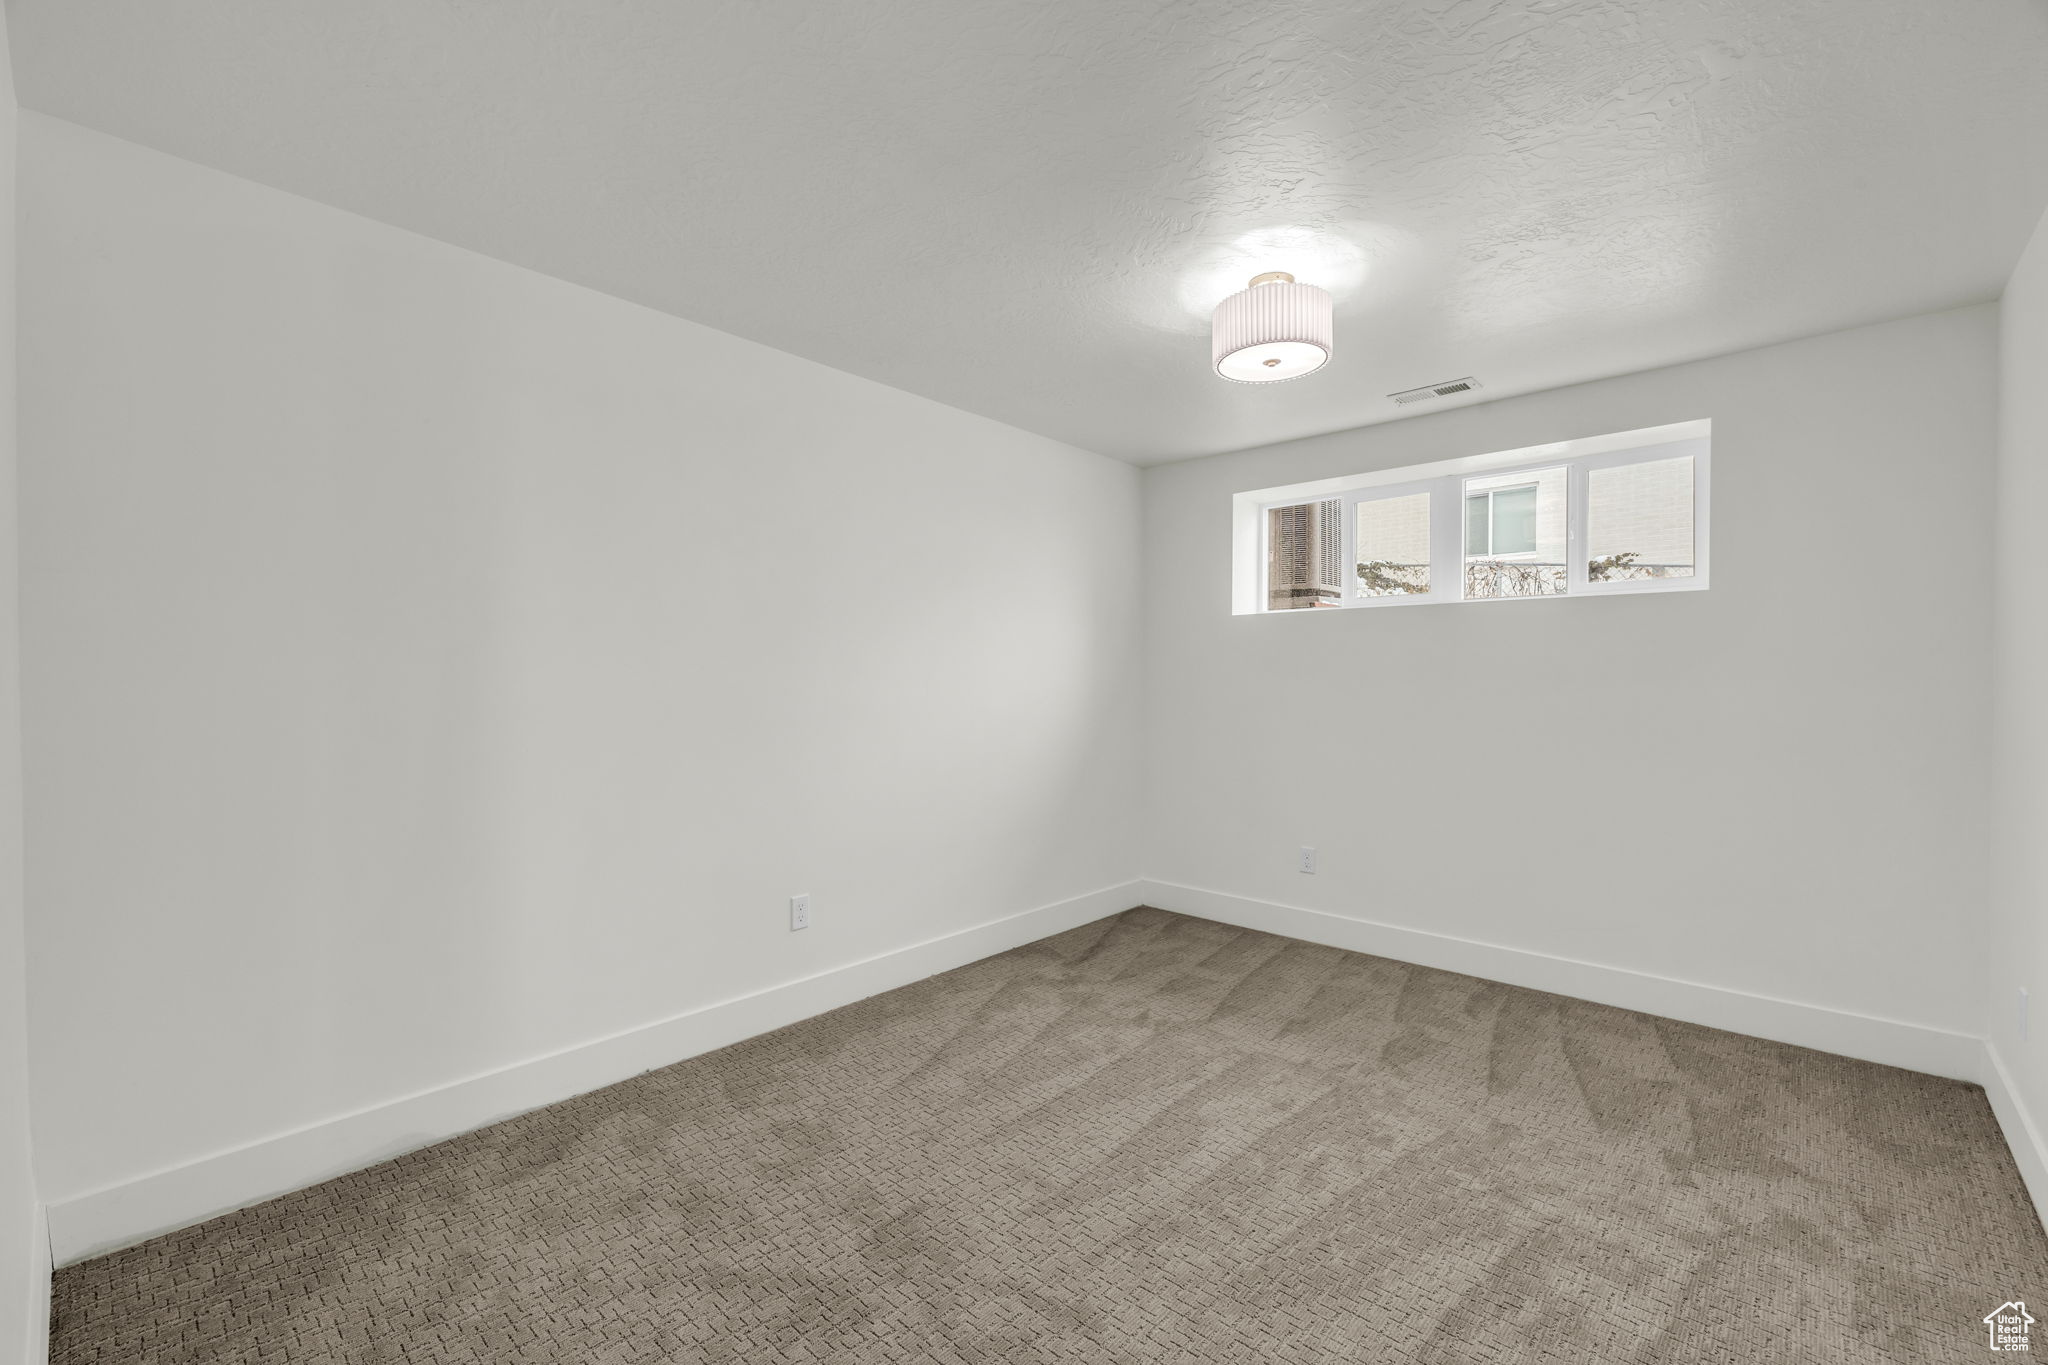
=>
[1298,846,1317,875]
[790,894,811,932]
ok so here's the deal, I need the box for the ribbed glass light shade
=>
[1211,273,1334,383]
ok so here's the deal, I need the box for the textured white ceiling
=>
[11,1,2048,462]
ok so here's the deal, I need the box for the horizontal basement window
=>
[1235,420,1709,615]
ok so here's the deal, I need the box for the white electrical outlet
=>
[790,894,811,932]
[2023,986,2031,1041]
[1298,846,1317,875]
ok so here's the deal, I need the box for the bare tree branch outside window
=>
[1360,550,1692,597]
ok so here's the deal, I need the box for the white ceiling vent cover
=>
[1389,377,1483,406]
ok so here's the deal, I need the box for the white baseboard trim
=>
[1138,880,1985,1083]
[49,881,2023,1270]
[46,881,1144,1267]
[21,1202,49,1365]
[1981,1042,2048,1232]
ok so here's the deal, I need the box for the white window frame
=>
[1236,421,1710,616]
[1345,479,1443,608]
[1571,444,1711,597]
[1260,496,1346,611]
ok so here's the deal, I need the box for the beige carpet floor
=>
[51,907,2048,1363]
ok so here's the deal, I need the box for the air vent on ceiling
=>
[1389,377,1483,406]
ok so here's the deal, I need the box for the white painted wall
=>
[9,97,2035,1280]
[0,17,50,1365]
[1142,306,1997,1055]
[17,116,1142,1254]
[1987,207,2048,1206]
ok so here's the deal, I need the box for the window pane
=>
[1464,494,1488,556]
[1266,499,1343,610]
[1357,492,1430,596]
[1464,467,1567,599]
[1587,456,1694,583]
[1490,486,1538,554]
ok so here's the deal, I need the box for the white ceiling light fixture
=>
[1211,272,1334,384]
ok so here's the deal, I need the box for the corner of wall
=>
[1984,197,2048,1236]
